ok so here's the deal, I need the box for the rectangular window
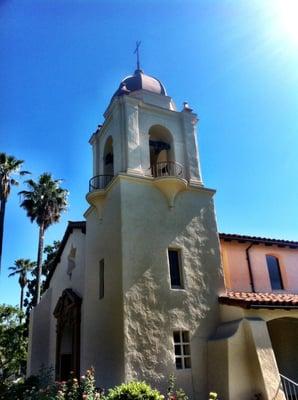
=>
[168,249,183,288]
[266,255,283,290]
[99,259,104,299]
[173,330,191,369]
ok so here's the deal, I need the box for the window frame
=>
[173,330,191,370]
[167,248,184,290]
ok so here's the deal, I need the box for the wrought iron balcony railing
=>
[89,175,114,191]
[280,374,298,400]
[151,161,184,179]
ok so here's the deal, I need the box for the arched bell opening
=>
[267,317,298,382]
[103,136,114,177]
[148,125,183,178]
[54,289,82,381]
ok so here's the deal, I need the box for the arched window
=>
[266,255,283,290]
[103,136,114,176]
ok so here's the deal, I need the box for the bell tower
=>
[82,67,224,399]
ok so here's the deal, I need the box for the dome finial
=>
[134,40,142,72]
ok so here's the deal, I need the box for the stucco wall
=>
[27,288,52,376]
[209,317,286,400]
[82,183,124,388]
[119,176,224,399]
[28,227,86,376]
[48,228,86,371]
[221,240,298,292]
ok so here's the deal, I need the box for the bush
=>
[106,381,164,400]
[167,374,188,400]
[0,367,101,400]
[1,368,191,400]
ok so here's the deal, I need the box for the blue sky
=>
[1,0,298,305]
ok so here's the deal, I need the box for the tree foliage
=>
[19,173,68,304]
[23,240,61,324]
[0,304,27,382]
[0,153,29,271]
[8,259,36,311]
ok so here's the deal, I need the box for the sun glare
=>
[273,0,298,45]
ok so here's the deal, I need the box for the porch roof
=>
[219,291,298,309]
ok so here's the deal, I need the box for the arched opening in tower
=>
[103,136,114,176]
[148,125,174,177]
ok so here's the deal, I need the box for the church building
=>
[27,64,298,400]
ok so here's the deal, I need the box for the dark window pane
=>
[184,357,191,369]
[99,259,104,299]
[175,345,182,355]
[175,357,183,369]
[266,255,283,290]
[173,331,180,343]
[183,345,190,355]
[169,250,182,288]
[182,331,190,342]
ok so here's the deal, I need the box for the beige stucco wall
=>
[117,175,224,399]
[215,304,298,399]
[27,227,86,377]
[27,288,52,376]
[221,240,298,292]
[209,317,286,400]
[209,319,265,400]
[82,183,125,388]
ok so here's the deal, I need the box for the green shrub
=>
[106,381,164,400]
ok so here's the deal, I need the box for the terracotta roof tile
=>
[219,291,298,309]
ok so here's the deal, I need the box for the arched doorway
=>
[267,317,298,382]
[54,289,82,381]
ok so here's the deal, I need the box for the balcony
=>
[150,161,187,208]
[87,161,186,214]
[150,161,184,179]
[89,175,114,192]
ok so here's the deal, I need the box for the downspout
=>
[245,243,255,292]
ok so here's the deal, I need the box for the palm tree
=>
[8,259,36,310]
[19,173,68,305]
[0,153,29,272]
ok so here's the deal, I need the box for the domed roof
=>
[112,69,167,99]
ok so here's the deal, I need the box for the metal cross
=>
[134,41,141,70]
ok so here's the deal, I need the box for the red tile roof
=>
[219,233,298,249]
[219,291,298,309]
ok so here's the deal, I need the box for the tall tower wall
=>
[82,183,125,388]
[119,176,223,398]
